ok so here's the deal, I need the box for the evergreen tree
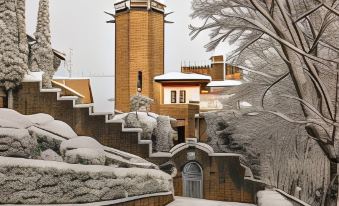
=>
[30,0,55,88]
[0,0,28,108]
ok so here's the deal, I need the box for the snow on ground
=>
[167,197,256,206]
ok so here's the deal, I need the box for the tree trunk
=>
[7,89,13,109]
[324,162,338,206]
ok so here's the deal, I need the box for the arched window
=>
[182,162,203,198]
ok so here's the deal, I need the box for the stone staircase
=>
[12,75,265,203]
[13,78,152,159]
[14,77,242,161]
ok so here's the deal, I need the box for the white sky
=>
[25,0,223,76]
[25,0,232,112]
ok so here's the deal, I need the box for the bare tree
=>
[190,0,339,205]
[0,0,29,108]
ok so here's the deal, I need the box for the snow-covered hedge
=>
[0,156,172,204]
[0,109,173,204]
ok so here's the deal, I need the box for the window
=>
[171,91,177,103]
[137,71,142,91]
[179,90,186,103]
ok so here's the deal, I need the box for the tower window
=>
[179,90,186,103]
[171,91,177,103]
[137,71,142,91]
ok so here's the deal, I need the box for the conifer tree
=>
[0,0,28,108]
[30,0,55,88]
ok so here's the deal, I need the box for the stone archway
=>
[182,162,203,199]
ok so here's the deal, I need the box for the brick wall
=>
[115,9,164,113]
[0,97,4,108]
[12,82,263,204]
[158,104,199,138]
[109,194,173,206]
[115,11,130,112]
[12,82,150,159]
[210,62,224,81]
[169,148,264,203]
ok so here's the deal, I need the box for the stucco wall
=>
[163,85,200,104]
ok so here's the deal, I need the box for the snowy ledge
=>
[274,188,311,206]
[23,72,43,82]
[2,192,173,206]
[0,156,171,180]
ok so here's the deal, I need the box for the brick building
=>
[0,0,265,204]
[113,0,165,113]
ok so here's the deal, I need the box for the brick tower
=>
[111,0,165,112]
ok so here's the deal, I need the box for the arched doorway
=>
[182,162,203,198]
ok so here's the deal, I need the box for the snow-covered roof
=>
[207,80,242,87]
[154,72,211,82]
[53,76,90,80]
[23,72,43,82]
[115,0,164,3]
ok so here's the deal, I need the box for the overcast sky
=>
[25,0,221,77]
[25,0,230,112]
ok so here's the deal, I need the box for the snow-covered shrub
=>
[0,157,172,204]
[60,137,106,165]
[40,148,63,162]
[125,112,157,139]
[28,126,64,153]
[64,147,106,165]
[130,94,154,113]
[153,116,174,152]
[0,128,37,158]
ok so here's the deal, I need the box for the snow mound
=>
[25,113,54,125]
[40,149,63,162]
[60,136,104,155]
[38,120,77,139]
[0,109,33,129]
[64,148,106,165]
[28,126,65,152]
[60,137,106,165]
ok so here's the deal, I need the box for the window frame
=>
[171,90,177,103]
[179,90,186,103]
